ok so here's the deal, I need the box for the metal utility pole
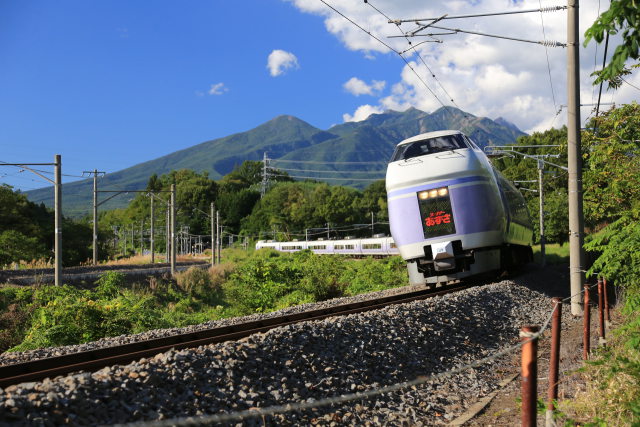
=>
[83,169,105,265]
[140,220,144,255]
[170,184,176,275]
[166,201,170,263]
[54,155,62,286]
[216,210,221,264]
[371,212,375,237]
[538,161,546,267]
[214,202,216,267]
[260,152,269,198]
[567,0,585,315]
[150,196,155,263]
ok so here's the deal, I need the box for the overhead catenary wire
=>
[270,173,383,182]
[317,0,451,113]
[271,159,386,165]
[388,5,567,23]
[275,167,385,175]
[365,0,464,109]
[538,0,558,112]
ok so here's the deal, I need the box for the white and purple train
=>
[255,129,532,285]
[386,130,533,285]
[255,236,400,257]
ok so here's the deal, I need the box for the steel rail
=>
[0,282,471,388]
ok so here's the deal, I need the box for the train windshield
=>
[390,134,468,162]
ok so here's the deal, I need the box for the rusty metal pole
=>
[603,277,610,325]
[583,284,591,360]
[521,325,540,427]
[598,278,606,346]
[546,298,562,426]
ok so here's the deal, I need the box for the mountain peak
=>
[27,106,527,215]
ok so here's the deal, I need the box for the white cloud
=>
[208,82,228,95]
[287,0,637,132]
[267,50,300,77]
[343,77,386,96]
[343,104,384,122]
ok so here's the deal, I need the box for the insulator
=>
[541,5,566,12]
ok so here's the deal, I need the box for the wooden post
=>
[521,325,540,427]
[583,284,591,360]
[598,278,606,346]
[603,277,610,325]
[546,298,562,426]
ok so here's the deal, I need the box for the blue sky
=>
[1,0,637,191]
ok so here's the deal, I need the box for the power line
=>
[271,159,386,165]
[318,0,450,111]
[388,6,567,23]
[538,0,558,112]
[276,167,384,175]
[270,173,383,182]
[366,0,463,110]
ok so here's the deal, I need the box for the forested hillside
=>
[25,107,525,217]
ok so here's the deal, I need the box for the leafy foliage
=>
[0,184,92,266]
[584,0,640,87]
[582,103,640,287]
[2,254,408,351]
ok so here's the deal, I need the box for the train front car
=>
[385,130,532,286]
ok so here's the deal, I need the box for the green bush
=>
[95,271,126,299]
[342,256,407,296]
[11,284,164,351]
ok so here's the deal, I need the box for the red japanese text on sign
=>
[425,211,451,227]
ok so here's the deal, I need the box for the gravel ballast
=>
[0,280,570,425]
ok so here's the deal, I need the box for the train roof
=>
[394,130,464,147]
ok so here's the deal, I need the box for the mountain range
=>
[26,106,526,217]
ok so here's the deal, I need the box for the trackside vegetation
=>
[0,251,407,353]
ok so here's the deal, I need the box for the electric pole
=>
[214,202,216,267]
[371,212,375,237]
[166,201,170,263]
[150,195,155,263]
[54,155,62,286]
[538,161,546,267]
[83,169,105,265]
[261,152,269,198]
[567,0,585,315]
[216,210,221,264]
[170,184,176,275]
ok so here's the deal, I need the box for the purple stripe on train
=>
[387,175,490,199]
[389,181,504,246]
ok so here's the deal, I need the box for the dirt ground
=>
[461,263,611,426]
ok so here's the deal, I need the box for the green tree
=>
[0,230,44,266]
[584,0,640,87]
[581,103,640,287]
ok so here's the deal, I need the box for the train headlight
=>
[418,187,449,200]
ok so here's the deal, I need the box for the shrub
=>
[94,271,126,298]
[342,256,407,296]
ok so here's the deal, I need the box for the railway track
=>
[0,261,209,286]
[0,282,471,388]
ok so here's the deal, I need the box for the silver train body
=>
[386,130,533,285]
[255,236,400,257]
